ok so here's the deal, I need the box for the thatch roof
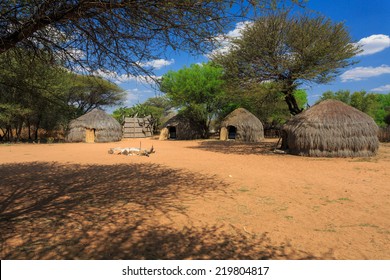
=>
[220,108,264,142]
[66,109,122,142]
[282,100,379,157]
[162,114,204,140]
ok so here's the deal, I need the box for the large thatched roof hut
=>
[66,109,122,143]
[220,108,264,142]
[159,114,204,140]
[282,100,379,157]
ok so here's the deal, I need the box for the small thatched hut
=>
[220,108,264,142]
[66,109,122,143]
[159,114,204,140]
[282,100,379,157]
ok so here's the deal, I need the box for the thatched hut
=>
[66,109,122,143]
[159,114,204,140]
[282,100,379,157]
[220,108,264,142]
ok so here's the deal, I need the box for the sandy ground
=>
[0,138,389,260]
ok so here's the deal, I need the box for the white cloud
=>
[123,88,141,106]
[340,65,390,82]
[92,69,160,84]
[208,21,252,57]
[355,34,390,56]
[371,84,390,92]
[122,88,154,107]
[138,59,174,69]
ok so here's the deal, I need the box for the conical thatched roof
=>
[66,109,122,142]
[220,108,264,142]
[282,100,379,157]
[161,114,204,140]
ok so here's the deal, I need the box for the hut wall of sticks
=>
[123,116,153,138]
[281,100,379,157]
[66,109,122,143]
[220,108,264,142]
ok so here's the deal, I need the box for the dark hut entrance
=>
[168,126,177,139]
[228,126,237,139]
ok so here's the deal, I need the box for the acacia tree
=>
[0,0,303,76]
[65,74,125,116]
[213,11,360,115]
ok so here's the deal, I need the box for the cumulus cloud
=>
[138,58,174,69]
[355,34,390,56]
[208,21,252,57]
[340,65,390,82]
[371,84,390,92]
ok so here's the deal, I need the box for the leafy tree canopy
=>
[159,62,226,136]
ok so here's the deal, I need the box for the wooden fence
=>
[123,117,153,138]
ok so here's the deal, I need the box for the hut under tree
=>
[66,108,122,143]
[220,108,264,142]
[281,99,379,157]
[159,114,204,140]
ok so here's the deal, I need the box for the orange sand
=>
[0,138,389,259]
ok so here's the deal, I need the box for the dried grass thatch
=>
[282,100,379,157]
[220,108,264,142]
[160,114,204,140]
[66,109,122,143]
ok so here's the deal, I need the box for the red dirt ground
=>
[0,138,389,259]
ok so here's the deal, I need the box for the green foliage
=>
[320,90,351,104]
[213,11,359,115]
[65,74,125,116]
[159,62,225,135]
[294,89,308,109]
[319,90,390,127]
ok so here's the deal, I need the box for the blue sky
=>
[104,0,390,111]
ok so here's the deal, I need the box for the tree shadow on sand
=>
[191,140,281,155]
[0,162,331,259]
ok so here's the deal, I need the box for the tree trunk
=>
[27,119,32,140]
[34,119,41,140]
[284,91,303,116]
[16,122,23,142]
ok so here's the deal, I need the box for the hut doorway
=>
[168,126,177,139]
[228,126,237,139]
[85,129,95,143]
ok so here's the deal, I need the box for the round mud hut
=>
[282,100,379,157]
[66,109,122,143]
[220,108,264,142]
[159,114,204,140]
